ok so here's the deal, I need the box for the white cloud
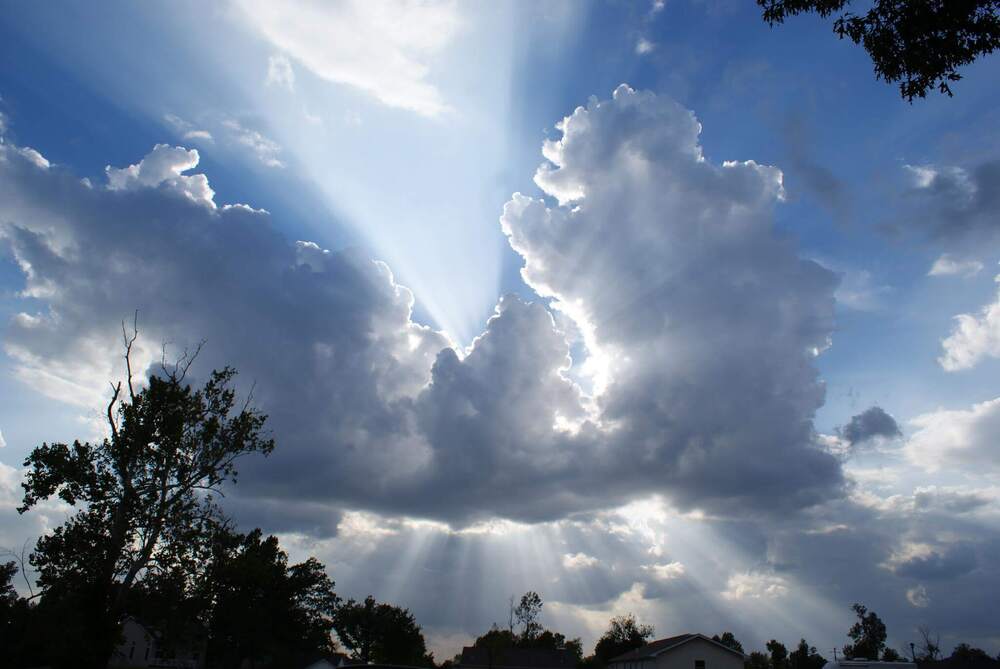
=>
[644,561,685,581]
[563,552,600,569]
[105,143,215,207]
[635,38,655,55]
[221,118,284,168]
[906,397,1000,473]
[163,113,214,143]
[236,0,461,117]
[0,429,5,449]
[907,585,930,608]
[266,53,295,90]
[928,254,983,278]
[940,273,1000,370]
[721,571,788,600]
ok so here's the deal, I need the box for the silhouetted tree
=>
[593,613,655,664]
[882,648,903,661]
[916,625,942,661]
[768,640,790,669]
[713,632,745,654]
[757,0,1000,100]
[515,591,544,641]
[204,527,339,669]
[334,595,433,666]
[951,644,992,662]
[748,651,772,669]
[17,325,274,669]
[843,603,888,659]
[789,639,826,669]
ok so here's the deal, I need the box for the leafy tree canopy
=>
[843,603,888,660]
[713,632,745,654]
[334,595,434,666]
[18,328,273,669]
[758,0,1000,100]
[593,613,655,664]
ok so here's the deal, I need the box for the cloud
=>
[236,0,460,117]
[939,273,1000,371]
[502,84,843,517]
[563,552,600,569]
[907,584,930,608]
[643,561,685,581]
[0,85,845,527]
[266,53,295,90]
[928,254,983,278]
[839,406,902,447]
[105,143,215,207]
[886,542,978,581]
[901,161,1000,252]
[721,571,788,600]
[635,38,655,55]
[906,398,1000,474]
[0,430,5,449]
[163,113,214,143]
[221,118,284,168]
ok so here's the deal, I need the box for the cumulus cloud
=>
[502,84,843,516]
[721,571,788,600]
[839,406,902,447]
[0,85,845,527]
[905,398,1000,474]
[635,38,655,55]
[266,53,295,90]
[928,254,983,278]
[939,273,1000,371]
[105,143,215,207]
[236,0,460,117]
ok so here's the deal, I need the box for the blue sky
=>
[2,0,1000,660]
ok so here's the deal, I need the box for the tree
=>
[843,603,888,660]
[593,614,655,664]
[916,625,942,661]
[713,632,745,654]
[951,644,991,662]
[515,591,544,641]
[18,326,274,669]
[334,595,433,666]
[204,527,339,669]
[757,1,1000,100]
[748,651,772,669]
[882,648,903,662]
[768,640,790,669]
[789,639,826,669]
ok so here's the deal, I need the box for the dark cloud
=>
[900,160,1000,253]
[891,543,978,581]
[839,406,902,447]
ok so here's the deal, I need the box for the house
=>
[302,653,353,669]
[108,617,206,669]
[457,645,580,669]
[826,661,917,669]
[608,634,745,669]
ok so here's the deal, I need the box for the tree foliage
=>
[515,590,544,640]
[334,595,433,666]
[204,527,339,669]
[768,640,790,669]
[843,603,888,660]
[758,0,1000,100]
[17,328,274,669]
[789,639,827,669]
[593,613,655,664]
[713,632,745,654]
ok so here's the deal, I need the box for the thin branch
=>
[106,381,122,443]
[121,311,140,403]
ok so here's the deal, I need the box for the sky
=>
[1,0,1000,661]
